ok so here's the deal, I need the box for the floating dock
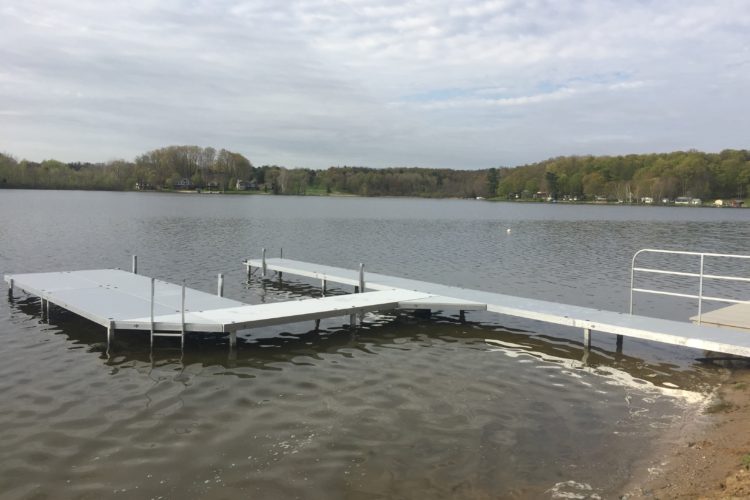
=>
[244,257,750,358]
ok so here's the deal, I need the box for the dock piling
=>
[217,274,224,297]
[8,278,13,298]
[181,282,186,350]
[107,320,115,350]
[150,277,155,348]
[616,334,623,352]
[229,331,237,348]
[321,279,327,296]
[583,328,592,350]
[261,248,267,277]
[132,255,138,274]
[359,263,365,292]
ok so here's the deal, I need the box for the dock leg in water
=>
[616,335,623,353]
[459,310,466,323]
[8,278,14,300]
[583,328,592,350]
[349,313,357,327]
[229,331,237,349]
[107,320,115,351]
[321,279,327,297]
[314,319,321,331]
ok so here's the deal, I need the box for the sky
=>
[1,0,749,169]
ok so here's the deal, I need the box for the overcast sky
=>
[1,0,749,169]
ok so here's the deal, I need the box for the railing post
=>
[697,253,705,324]
[132,255,138,274]
[629,252,638,315]
[359,263,365,292]
[217,273,224,297]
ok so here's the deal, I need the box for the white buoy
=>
[506,228,511,234]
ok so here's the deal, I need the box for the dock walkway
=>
[4,269,431,348]
[244,257,750,358]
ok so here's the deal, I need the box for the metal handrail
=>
[630,248,750,324]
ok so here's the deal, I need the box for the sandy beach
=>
[624,364,750,498]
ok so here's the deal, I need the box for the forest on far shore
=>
[1,146,749,203]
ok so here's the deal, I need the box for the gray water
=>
[1,190,749,499]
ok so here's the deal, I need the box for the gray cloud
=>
[0,0,748,168]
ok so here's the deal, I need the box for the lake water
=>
[1,190,749,499]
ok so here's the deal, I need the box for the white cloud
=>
[0,0,748,168]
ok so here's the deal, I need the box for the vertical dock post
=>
[583,328,591,350]
[321,279,327,296]
[107,320,115,351]
[217,274,224,297]
[314,319,321,330]
[181,282,186,350]
[229,331,237,348]
[132,255,138,274]
[359,263,365,292]
[8,278,13,299]
[279,248,283,279]
[261,248,267,277]
[349,312,357,327]
[459,310,466,323]
[150,277,155,348]
[616,335,623,352]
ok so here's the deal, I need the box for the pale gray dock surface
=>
[691,303,750,331]
[245,258,750,357]
[4,269,431,333]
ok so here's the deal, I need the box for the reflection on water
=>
[1,191,747,498]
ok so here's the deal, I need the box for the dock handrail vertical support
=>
[132,255,138,274]
[181,281,186,350]
[697,254,705,324]
[359,263,365,292]
[150,277,155,348]
[217,274,224,297]
[262,248,267,277]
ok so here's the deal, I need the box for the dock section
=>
[244,257,750,358]
[5,269,432,348]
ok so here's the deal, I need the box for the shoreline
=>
[623,364,750,498]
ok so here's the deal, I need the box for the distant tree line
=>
[1,146,749,202]
[496,149,750,202]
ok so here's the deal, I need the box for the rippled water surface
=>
[2,190,750,499]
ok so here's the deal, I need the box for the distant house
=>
[640,197,653,204]
[661,197,672,204]
[236,179,258,191]
[135,181,153,191]
[173,178,194,190]
[675,196,691,205]
[690,198,702,206]
[732,199,745,208]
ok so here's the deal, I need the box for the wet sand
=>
[624,365,750,499]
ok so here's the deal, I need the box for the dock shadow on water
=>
[3,295,719,499]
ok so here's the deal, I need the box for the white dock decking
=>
[4,269,431,347]
[244,257,750,358]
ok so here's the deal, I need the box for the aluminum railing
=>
[630,249,750,324]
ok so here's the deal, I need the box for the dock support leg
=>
[229,331,237,348]
[261,248,267,278]
[41,298,46,320]
[314,319,321,331]
[354,286,359,294]
[8,278,13,299]
[583,328,591,350]
[132,255,138,274]
[321,279,327,297]
[616,335,623,353]
[349,313,357,327]
[459,310,466,323]
[217,273,224,297]
[107,320,115,351]
[46,299,51,320]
